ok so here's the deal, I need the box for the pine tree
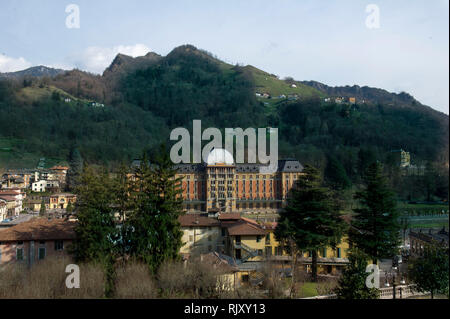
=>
[335,249,380,299]
[350,162,400,265]
[39,198,46,216]
[325,155,352,189]
[69,166,118,264]
[67,148,84,191]
[125,149,184,273]
[275,165,346,282]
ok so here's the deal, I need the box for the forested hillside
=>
[0,45,448,200]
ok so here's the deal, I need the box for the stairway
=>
[234,241,259,263]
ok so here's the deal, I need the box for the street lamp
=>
[386,265,407,299]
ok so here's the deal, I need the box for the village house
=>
[0,218,76,265]
[1,169,34,189]
[49,193,76,210]
[32,179,60,193]
[32,180,47,192]
[179,213,223,256]
[49,166,69,188]
[0,189,25,217]
[199,251,239,291]
[25,195,51,212]
[0,200,7,222]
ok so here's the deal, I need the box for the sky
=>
[0,0,448,114]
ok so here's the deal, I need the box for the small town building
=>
[0,218,76,265]
[0,200,7,222]
[409,228,449,257]
[49,193,77,210]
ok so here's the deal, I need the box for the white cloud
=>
[70,44,151,74]
[0,54,32,73]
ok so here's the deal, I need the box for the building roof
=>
[226,218,267,236]
[174,163,205,173]
[50,193,76,197]
[277,159,304,172]
[218,213,241,220]
[0,195,17,202]
[50,166,69,170]
[200,252,238,273]
[0,218,76,241]
[0,191,22,196]
[179,214,221,227]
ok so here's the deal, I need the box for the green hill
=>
[0,44,448,203]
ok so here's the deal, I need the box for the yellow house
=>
[300,238,350,275]
[179,214,223,256]
[49,193,76,209]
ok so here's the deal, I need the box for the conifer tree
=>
[39,198,46,216]
[350,162,400,265]
[275,165,346,282]
[335,249,379,299]
[67,148,84,191]
[125,149,184,273]
[69,166,118,264]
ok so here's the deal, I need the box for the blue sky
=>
[0,0,448,113]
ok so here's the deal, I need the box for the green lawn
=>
[300,282,318,297]
[410,222,449,229]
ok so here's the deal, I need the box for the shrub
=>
[114,262,157,299]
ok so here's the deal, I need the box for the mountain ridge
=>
[0,45,444,114]
[0,65,66,79]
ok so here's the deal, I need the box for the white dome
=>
[206,148,234,165]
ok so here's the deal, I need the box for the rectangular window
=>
[38,247,46,260]
[189,235,194,242]
[322,248,327,258]
[54,240,64,251]
[221,228,226,236]
[337,248,341,258]
[16,248,24,261]
[256,236,261,243]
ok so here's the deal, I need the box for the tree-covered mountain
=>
[0,66,65,79]
[0,44,448,201]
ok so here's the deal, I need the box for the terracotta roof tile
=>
[227,219,267,236]
[179,214,220,227]
[217,213,241,220]
[0,218,76,241]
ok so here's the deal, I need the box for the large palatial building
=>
[171,149,304,213]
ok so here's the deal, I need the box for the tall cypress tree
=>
[350,162,400,265]
[275,165,345,282]
[125,149,184,273]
